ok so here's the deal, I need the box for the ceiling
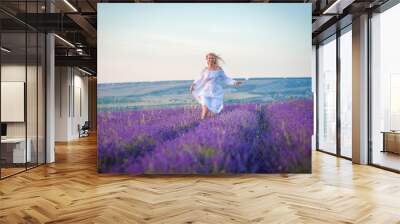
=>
[0,0,393,75]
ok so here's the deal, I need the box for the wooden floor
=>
[1,135,400,224]
[1,167,26,178]
[372,150,400,171]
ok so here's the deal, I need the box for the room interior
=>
[0,0,399,222]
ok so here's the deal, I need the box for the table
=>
[1,138,31,163]
[381,131,400,154]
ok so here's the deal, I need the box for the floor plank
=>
[0,135,400,223]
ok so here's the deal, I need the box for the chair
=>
[78,121,90,138]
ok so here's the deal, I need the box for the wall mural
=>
[97,3,313,174]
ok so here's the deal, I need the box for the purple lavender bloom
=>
[259,99,313,172]
[97,99,313,174]
[126,105,261,174]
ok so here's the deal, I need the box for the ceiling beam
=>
[322,0,356,14]
[67,13,97,39]
[55,55,96,72]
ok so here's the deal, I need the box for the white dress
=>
[192,68,236,113]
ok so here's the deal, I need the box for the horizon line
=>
[98,76,312,85]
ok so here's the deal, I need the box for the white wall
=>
[71,73,89,139]
[55,66,70,141]
[55,67,89,141]
[312,45,316,150]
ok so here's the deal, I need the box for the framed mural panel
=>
[97,3,313,174]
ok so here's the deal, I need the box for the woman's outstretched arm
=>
[221,70,243,86]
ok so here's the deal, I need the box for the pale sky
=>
[98,3,311,83]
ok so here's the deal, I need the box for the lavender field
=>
[98,99,313,174]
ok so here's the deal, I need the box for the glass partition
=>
[0,1,46,179]
[1,31,28,177]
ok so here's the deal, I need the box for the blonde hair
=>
[206,52,225,66]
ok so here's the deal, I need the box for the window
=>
[318,36,337,154]
[371,3,400,171]
[340,28,352,158]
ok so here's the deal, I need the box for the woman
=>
[190,53,243,119]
